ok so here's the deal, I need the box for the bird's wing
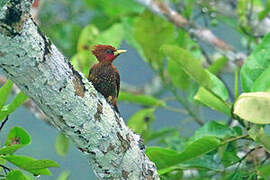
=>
[112,65,120,98]
[88,64,97,81]
[115,71,120,97]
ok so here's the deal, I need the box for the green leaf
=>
[258,1,270,21]
[194,87,231,115]
[175,29,203,60]
[233,92,270,124]
[241,33,270,92]
[159,167,183,180]
[0,145,25,155]
[180,155,223,171]
[207,70,229,101]
[55,133,69,156]
[6,170,29,180]
[118,91,166,107]
[84,0,144,17]
[77,24,99,52]
[0,80,13,110]
[6,126,31,146]
[257,128,270,153]
[194,70,230,114]
[0,92,28,120]
[40,22,81,57]
[191,121,237,141]
[180,136,221,160]
[167,58,190,90]
[163,134,187,152]
[257,163,270,179]
[71,51,95,77]
[182,0,196,19]
[162,44,210,88]
[251,66,270,92]
[237,0,248,25]
[145,127,178,142]
[146,136,220,169]
[6,92,28,112]
[4,155,59,175]
[95,23,124,47]
[134,10,175,71]
[225,171,253,180]
[208,57,228,75]
[146,147,180,169]
[158,166,182,175]
[220,143,240,167]
[248,126,270,153]
[0,127,32,155]
[165,45,229,104]
[127,108,155,138]
[57,171,71,180]
[121,17,146,60]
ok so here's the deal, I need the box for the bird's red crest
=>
[91,45,117,62]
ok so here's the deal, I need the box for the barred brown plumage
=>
[88,45,126,113]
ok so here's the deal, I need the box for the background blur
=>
[1,0,270,179]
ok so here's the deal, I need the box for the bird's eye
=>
[105,49,114,54]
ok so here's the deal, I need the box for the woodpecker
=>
[88,45,126,113]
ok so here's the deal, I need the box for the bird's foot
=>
[106,96,113,104]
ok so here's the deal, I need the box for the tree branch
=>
[135,0,247,66]
[0,0,159,179]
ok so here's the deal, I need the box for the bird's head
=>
[91,45,127,62]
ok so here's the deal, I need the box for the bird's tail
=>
[113,99,120,114]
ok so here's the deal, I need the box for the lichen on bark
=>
[0,0,159,179]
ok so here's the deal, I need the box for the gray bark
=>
[0,0,159,179]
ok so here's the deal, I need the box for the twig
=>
[170,87,204,126]
[135,0,247,65]
[0,116,8,134]
[162,96,176,102]
[218,75,234,102]
[223,134,249,144]
[121,76,163,95]
[163,105,187,114]
[261,152,270,164]
[231,146,261,176]
[0,165,11,175]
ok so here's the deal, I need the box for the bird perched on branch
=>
[88,45,127,113]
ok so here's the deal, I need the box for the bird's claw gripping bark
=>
[106,96,119,113]
[106,96,113,104]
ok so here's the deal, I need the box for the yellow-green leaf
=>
[134,10,175,71]
[127,108,155,138]
[194,87,231,116]
[55,133,69,156]
[0,91,28,121]
[118,91,166,107]
[0,80,13,110]
[234,92,270,124]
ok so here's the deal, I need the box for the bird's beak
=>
[114,49,127,56]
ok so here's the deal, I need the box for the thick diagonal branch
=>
[0,0,159,179]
